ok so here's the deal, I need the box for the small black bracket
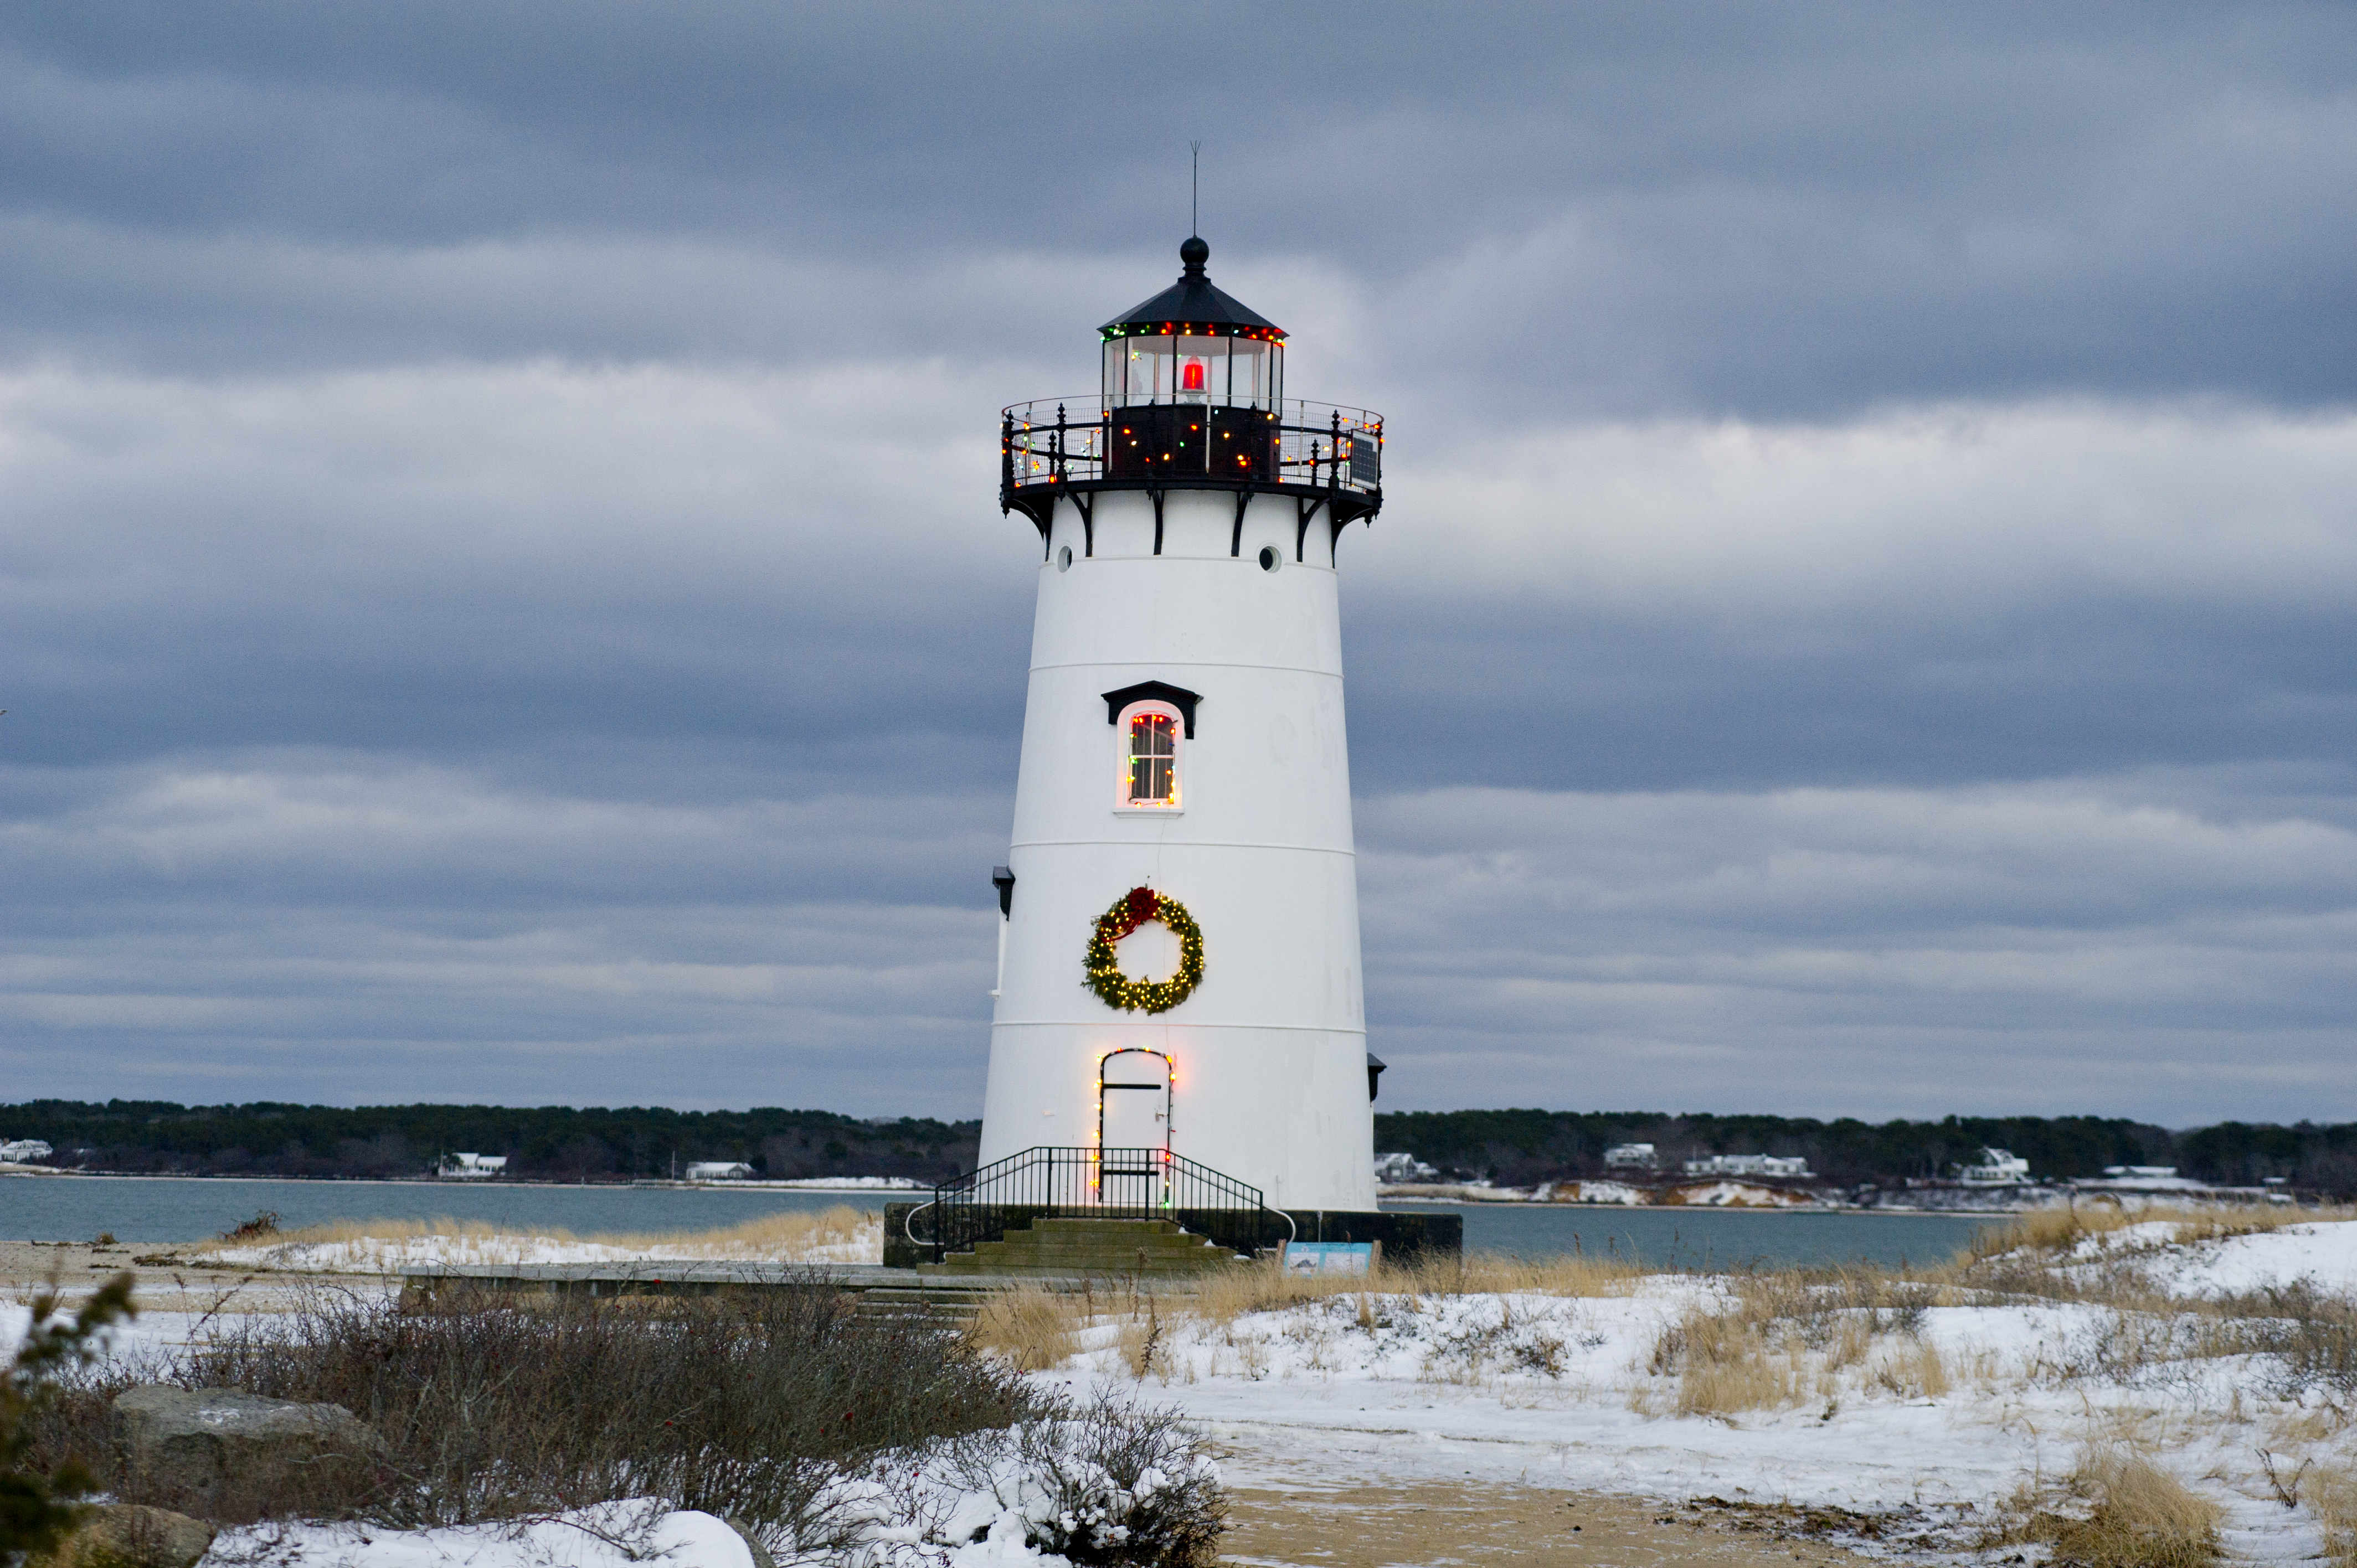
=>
[1230,491,1253,557]
[1295,494,1327,563]
[1102,679,1202,737]
[1329,496,1375,560]
[1150,488,1167,556]
[991,865,1016,919]
[1366,1052,1387,1102]
[1071,491,1095,558]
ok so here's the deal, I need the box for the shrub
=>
[940,1394,1224,1567]
[168,1282,1047,1551]
[2229,1283,2357,1396]
[218,1212,280,1242]
[1,1273,135,1563]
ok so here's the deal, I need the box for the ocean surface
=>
[3,1174,2008,1267]
[1432,1201,2004,1271]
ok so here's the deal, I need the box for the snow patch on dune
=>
[2153,1220,2357,1297]
[211,1219,884,1272]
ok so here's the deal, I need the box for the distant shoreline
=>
[4,1169,2006,1215]
[0,1168,917,1194]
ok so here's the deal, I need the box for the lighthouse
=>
[974,235,1387,1230]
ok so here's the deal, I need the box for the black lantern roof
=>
[1100,237,1285,342]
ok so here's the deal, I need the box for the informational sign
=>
[1282,1240,1377,1276]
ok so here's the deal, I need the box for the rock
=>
[112,1385,385,1518]
[724,1516,776,1568]
[48,1504,216,1568]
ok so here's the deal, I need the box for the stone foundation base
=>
[882,1203,1460,1270]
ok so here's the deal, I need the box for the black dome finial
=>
[1180,235,1209,278]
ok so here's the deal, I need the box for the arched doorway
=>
[1097,1049,1171,1207]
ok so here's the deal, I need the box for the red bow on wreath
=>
[1084,885,1205,1014]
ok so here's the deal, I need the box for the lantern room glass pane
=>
[1227,338,1273,406]
[1104,334,1281,409]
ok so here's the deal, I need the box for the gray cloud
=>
[1359,772,2357,1120]
[1,7,2353,1120]
[2,4,2353,410]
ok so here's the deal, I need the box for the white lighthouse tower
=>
[975,236,1387,1231]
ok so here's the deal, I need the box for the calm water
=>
[1438,1203,2004,1271]
[4,1175,2006,1269]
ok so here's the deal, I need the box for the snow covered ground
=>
[200,1461,1168,1568]
[1038,1218,2357,1566]
[209,1507,760,1568]
[6,1301,1208,1568]
[14,1215,2354,1566]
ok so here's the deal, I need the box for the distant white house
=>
[685,1161,754,1182]
[1372,1152,1439,1184]
[1373,1152,1438,1183]
[1956,1148,2031,1185]
[1682,1153,1812,1179]
[1603,1143,1658,1170]
[2103,1165,2178,1178]
[1,1138,53,1163]
[440,1152,508,1179]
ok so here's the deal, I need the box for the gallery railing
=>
[1002,398,1382,499]
[905,1144,1286,1265]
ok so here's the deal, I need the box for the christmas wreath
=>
[1084,885,1205,1014]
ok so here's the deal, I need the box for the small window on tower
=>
[1123,711,1181,808]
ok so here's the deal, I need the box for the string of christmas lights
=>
[1083,885,1205,1014]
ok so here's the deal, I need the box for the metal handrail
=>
[1001,396,1382,497]
[915,1144,1284,1265]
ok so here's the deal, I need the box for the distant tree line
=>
[6,1101,2352,1195]
[0,1101,980,1183]
[1371,1110,2357,1195]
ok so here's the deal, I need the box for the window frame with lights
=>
[1114,700,1186,812]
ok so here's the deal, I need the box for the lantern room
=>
[1098,236,1286,483]
[1100,236,1285,410]
[999,233,1382,542]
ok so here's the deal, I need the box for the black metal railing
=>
[1002,397,1381,498]
[907,1144,1285,1265]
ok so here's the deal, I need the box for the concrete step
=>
[927,1253,1246,1278]
[975,1239,1218,1256]
[853,1286,987,1323]
[994,1245,1203,1256]
[918,1215,1250,1280]
[965,1254,1222,1270]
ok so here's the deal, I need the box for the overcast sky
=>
[2,3,2352,1125]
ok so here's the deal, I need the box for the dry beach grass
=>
[2312,1461,2357,1567]
[967,1250,1649,1378]
[15,1202,2357,1566]
[958,1205,2357,1567]
[191,1204,878,1266]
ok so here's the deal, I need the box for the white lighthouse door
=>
[1097,1049,1171,1210]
